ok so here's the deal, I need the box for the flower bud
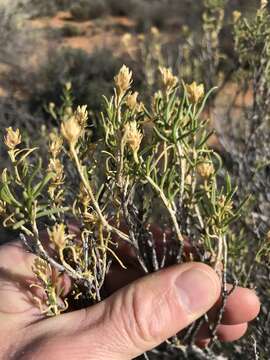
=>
[48,158,64,185]
[65,82,72,91]
[233,10,242,23]
[32,258,50,284]
[126,92,139,110]
[114,65,133,96]
[49,133,63,158]
[196,162,214,179]
[159,67,178,93]
[48,223,67,250]
[185,174,192,185]
[186,82,205,103]
[61,116,82,146]
[75,105,88,128]
[261,0,268,9]
[123,121,143,163]
[150,26,160,36]
[4,127,21,150]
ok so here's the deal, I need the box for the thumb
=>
[33,262,221,360]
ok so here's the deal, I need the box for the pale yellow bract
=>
[4,127,21,150]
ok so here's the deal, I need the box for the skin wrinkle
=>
[0,241,261,360]
[0,267,36,310]
[8,336,47,360]
[147,286,181,342]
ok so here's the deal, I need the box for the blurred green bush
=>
[70,0,107,21]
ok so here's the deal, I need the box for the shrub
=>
[133,0,168,31]
[70,0,107,21]
[60,24,85,37]
[24,0,74,17]
[0,66,248,358]
[26,0,58,17]
[107,0,137,16]
[26,47,122,115]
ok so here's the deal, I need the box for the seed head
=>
[123,121,143,163]
[4,127,21,150]
[61,116,82,146]
[48,223,67,250]
[159,67,178,93]
[126,92,139,110]
[114,65,133,96]
[186,82,205,103]
[196,162,214,179]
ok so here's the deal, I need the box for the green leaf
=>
[0,184,22,207]
[32,172,55,199]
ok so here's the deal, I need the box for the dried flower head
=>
[0,200,6,216]
[150,26,160,36]
[49,132,63,158]
[138,34,145,42]
[233,10,242,23]
[196,162,214,178]
[123,121,143,163]
[83,211,99,225]
[61,116,82,146]
[159,67,178,93]
[185,174,192,186]
[32,258,51,284]
[78,182,91,208]
[4,127,21,150]
[218,195,233,212]
[261,0,268,9]
[186,82,205,103]
[65,81,72,91]
[122,33,132,47]
[114,65,133,96]
[126,92,139,110]
[48,223,67,250]
[49,102,55,111]
[48,158,64,184]
[74,105,88,128]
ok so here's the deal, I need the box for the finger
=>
[196,322,248,347]
[0,242,36,278]
[217,323,248,342]
[34,262,221,360]
[105,268,260,328]
[0,242,71,324]
[209,285,260,325]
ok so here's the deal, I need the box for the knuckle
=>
[108,282,174,349]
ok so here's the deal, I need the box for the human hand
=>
[0,241,260,360]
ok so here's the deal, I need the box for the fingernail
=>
[175,267,219,315]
